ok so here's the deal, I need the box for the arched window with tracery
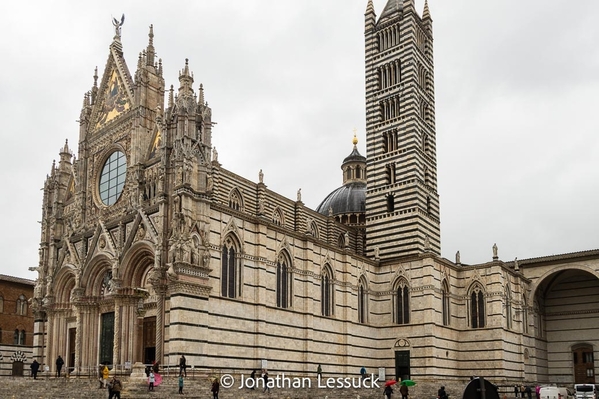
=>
[221,236,241,298]
[276,252,292,309]
[321,265,334,317]
[16,294,27,316]
[470,284,486,328]
[337,234,345,249]
[358,277,368,324]
[272,208,284,226]
[14,329,25,345]
[228,189,243,211]
[394,279,410,325]
[309,221,319,239]
[442,280,450,326]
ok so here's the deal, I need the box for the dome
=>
[315,182,366,216]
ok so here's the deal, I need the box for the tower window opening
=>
[387,194,395,213]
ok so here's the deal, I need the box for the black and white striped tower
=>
[364,0,440,260]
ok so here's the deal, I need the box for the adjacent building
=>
[0,274,34,376]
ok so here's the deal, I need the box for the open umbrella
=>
[401,380,416,386]
[385,380,398,387]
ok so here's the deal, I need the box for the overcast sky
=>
[0,0,598,280]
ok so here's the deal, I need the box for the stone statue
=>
[259,169,264,183]
[297,188,302,202]
[514,257,519,271]
[492,243,498,259]
[456,251,461,264]
[112,14,125,38]
[212,147,218,162]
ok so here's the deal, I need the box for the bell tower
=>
[364,0,440,259]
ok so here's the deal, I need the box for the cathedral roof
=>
[315,182,366,216]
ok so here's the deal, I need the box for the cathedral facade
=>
[33,0,598,388]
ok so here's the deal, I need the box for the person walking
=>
[438,385,448,399]
[360,366,367,379]
[250,369,256,389]
[317,364,322,378]
[400,382,409,399]
[149,371,155,391]
[178,374,184,394]
[263,370,270,393]
[102,365,110,388]
[55,355,64,377]
[110,377,122,399]
[384,384,394,399]
[179,355,187,377]
[211,377,220,399]
[30,359,40,380]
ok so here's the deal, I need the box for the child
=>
[178,374,184,394]
[149,371,155,391]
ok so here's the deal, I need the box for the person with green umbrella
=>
[400,381,409,399]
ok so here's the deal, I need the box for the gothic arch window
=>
[505,286,513,330]
[358,277,369,324]
[228,188,243,212]
[394,278,410,325]
[356,166,362,179]
[470,284,486,328]
[321,264,334,317]
[16,294,27,316]
[337,234,345,249]
[442,280,450,326]
[0,295,4,313]
[309,221,319,239]
[272,207,284,226]
[276,251,293,309]
[221,235,242,299]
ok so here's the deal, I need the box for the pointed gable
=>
[90,38,135,132]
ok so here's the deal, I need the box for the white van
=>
[539,386,573,399]
[574,384,596,399]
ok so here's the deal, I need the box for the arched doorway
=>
[532,268,599,384]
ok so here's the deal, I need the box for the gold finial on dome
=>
[352,128,358,145]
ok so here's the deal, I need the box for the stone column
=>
[45,309,54,371]
[71,288,84,374]
[154,287,166,363]
[112,296,122,368]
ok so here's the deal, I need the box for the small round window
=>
[99,151,127,206]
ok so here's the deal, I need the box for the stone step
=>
[0,376,386,399]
